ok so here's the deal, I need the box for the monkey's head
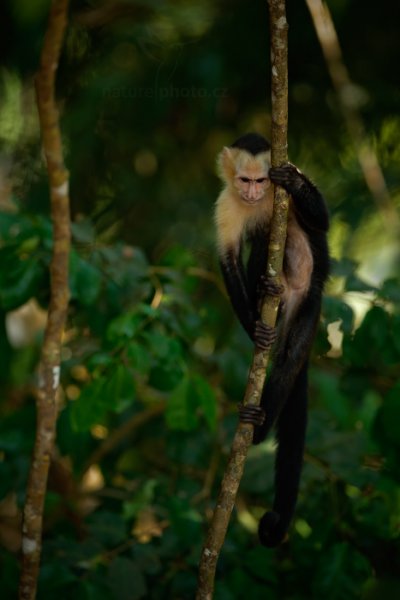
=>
[217,133,272,205]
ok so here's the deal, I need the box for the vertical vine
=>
[19,2,70,599]
[196,1,289,598]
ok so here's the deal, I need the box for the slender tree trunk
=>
[196,2,290,598]
[305,0,398,232]
[19,2,70,599]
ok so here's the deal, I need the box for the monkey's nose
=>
[248,183,257,199]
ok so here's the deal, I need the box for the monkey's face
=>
[233,152,271,204]
[217,146,272,205]
[234,174,270,204]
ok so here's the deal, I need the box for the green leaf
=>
[159,244,197,268]
[166,496,202,541]
[71,363,136,431]
[345,274,376,293]
[147,336,185,391]
[71,220,95,244]
[379,277,400,303]
[18,235,40,253]
[376,382,400,448]
[0,552,19,599]
[136,303,159,319]
[106,312,142,343]
[347,306,398,367]
[392,314,400,357]
[339,370,371,401]
[123,480,157,518]
[70,377,108,432]
[191,374,217,431]
[307,417,367,484]
[363,577,400,600]
[69,251,102,306]
[38,562,77,591]
[87,511,127,546]
[311,369,352,427]
[0,250,43,310]
[107,557,147,600]
[242,546,277,584]
[126,341,152,374]
[330,257,358,278]
[353,492,394,540]
[104,364,135,413]
[131,544,162,576]
[143,330,178,359]
[165,376,198,431]
[323,296,354,334]
[312,542,371,600]
[87,352,114,372]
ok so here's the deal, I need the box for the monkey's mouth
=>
[241,195,265,205]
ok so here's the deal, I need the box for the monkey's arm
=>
[220,247,278,352]
[219,248,255,339]
[270,164,329,232]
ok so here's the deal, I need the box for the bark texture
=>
[19,2,70,599]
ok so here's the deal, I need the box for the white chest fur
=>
[214,187,273,254]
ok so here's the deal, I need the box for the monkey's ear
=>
[217,146,238,182]
[221,146,233,158]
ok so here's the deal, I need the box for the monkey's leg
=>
[253,291,319,444]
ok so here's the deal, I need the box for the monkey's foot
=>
[258,275,284,298]
[238,404,266,426]
[254,320,277,350]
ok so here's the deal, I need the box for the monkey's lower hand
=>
[238,404,266,426]
[254,320,277,350]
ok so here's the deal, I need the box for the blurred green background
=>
[1,0,400,598]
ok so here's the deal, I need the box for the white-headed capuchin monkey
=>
[215,133,329,547]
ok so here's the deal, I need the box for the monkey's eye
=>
[256,178,267,183]
[239,177,250,183]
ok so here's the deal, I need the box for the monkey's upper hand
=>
[269,163,305,195]
[254,319,278,351]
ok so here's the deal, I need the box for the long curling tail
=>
[258,364,308,547]
[258,511,285,547]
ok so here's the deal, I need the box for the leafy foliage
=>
[1,0,400,598]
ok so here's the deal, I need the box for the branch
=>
[196,2,289,598]
[305,0,399,233]
[19,2,70,599]
[82,402,165,474]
